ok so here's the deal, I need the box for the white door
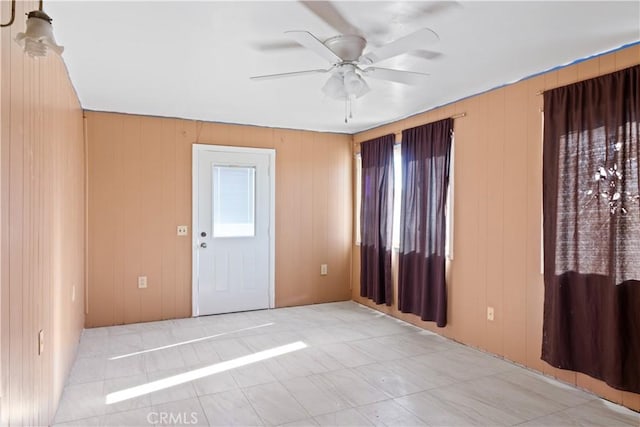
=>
[193,145,275,316]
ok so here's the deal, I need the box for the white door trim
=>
[192,144,276,317]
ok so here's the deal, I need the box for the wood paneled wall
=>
[0,1,86,425]
[352,45,640,411]
[85,112,352,327]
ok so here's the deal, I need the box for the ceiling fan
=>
[250,2,443,122]
[251,28,438,95]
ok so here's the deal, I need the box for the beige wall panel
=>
[111,115,126,325]
[139,117,165,322]
[502,83,528,365]
[577,58,600,81]
[122,116,143,325]
[9,14,26,423]
[524,75,546,373]
[473,94,490,348]
[0,0,10,418]
[484,88,506,356]
[174,120,195,318]
[335,134,354,300]
[544,364,577,386]
[599,53,616,75]
[449,96,484,348]
[242,125,275,149]
[444,101,473,337]
[577,373,623,403]
[615,44,640,69]
[1,1,86,424]
[311,132,330,302]
[273,129,313,306]
[86,113,352,324]
[622,391,640,412]
[319,133,352,303]
[160,119,178,319]
[87,114,118,326]
[556,65,579,87]
[544,69,559,93]
[351,46,640,408]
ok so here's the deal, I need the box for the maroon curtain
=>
[398,119,452,327]
[360,134,395,305]
[543,65,640,393]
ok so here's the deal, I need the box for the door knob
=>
[200,242,207,248]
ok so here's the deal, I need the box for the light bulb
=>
[322,73,347,100]
[343,70,370,98]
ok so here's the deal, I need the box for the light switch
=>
[177,225,188,236]
[138,276,148,289]
[320,264,328,276]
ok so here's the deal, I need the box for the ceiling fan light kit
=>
[251,23,438,123]
[322,64,370,100]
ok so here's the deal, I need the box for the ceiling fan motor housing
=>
[323,35,367,62]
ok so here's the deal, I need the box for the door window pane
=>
[213,165,255,237]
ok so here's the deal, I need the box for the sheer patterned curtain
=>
[543,65,639,393]
[398,119,452,327]
[360,134,395,305]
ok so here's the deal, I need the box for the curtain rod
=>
[358,112,468,146]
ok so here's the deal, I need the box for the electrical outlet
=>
[320,264,328,276]
[177,225,188,236]
[487,306,495,321]
[38,330,44,355]
[138,276,148,289]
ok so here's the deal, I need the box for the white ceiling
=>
[46,1,639,134]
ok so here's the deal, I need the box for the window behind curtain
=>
[354,153,362,245]
[542,65,640,393]
[555,125,640,280]
[397,118,453,327]
[392,144,401,248]
[359,134,395,305]
[392,142,454,254]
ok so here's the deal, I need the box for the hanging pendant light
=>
[15,3,64,58]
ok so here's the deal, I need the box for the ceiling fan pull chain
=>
[344,98,348,123]
[349,96,354,119]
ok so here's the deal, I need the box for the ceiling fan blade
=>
[359,28,439,65]
[250,68,332,81]
[251,40,305,51]
[412,1,461,18]
[362,67,430,85]
[300,1,361,36]
[285,30,342,63]
[408,49,444,61]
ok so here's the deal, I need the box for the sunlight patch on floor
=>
[105,340,307,404]
[109,322,275,360]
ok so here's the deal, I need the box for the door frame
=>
[192,144,276,317]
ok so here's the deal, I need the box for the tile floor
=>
[54,301,640,426]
